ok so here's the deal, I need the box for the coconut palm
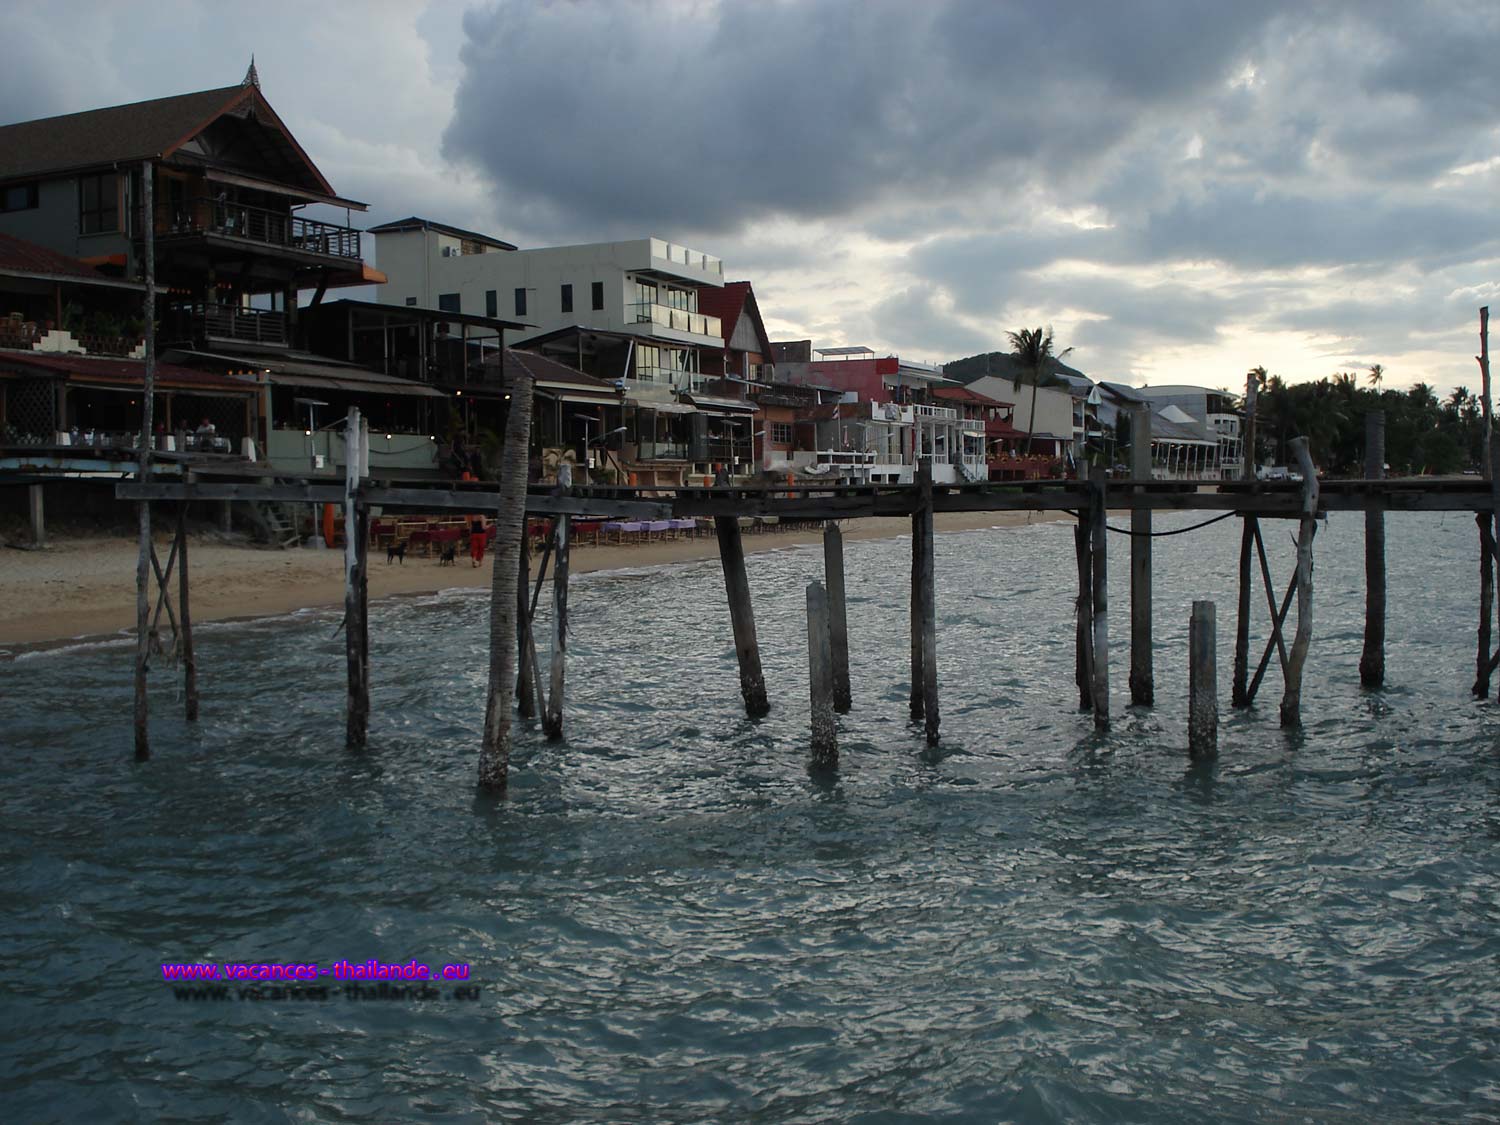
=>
[1008,326,1072,456]
[479,356,535,793]
[1368,363,1384,389]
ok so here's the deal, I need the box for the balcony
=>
[635,440,688,461]
[648,238,723,277]
[151,198,361,260]
[630,302,721,339]
[167,304,289,348]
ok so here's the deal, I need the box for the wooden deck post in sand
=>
[1359,412,1386,690]
[823,521,851,713]
[806,580,838,769]
[716,514,770,718]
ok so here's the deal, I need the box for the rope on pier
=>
[1063,509,1238,538]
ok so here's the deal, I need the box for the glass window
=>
[438,293,461,313]
[79,173,119,234]
[514,288,527,316]
[771,422,793,445]
[560,284,573,314]
[485,290,497,318]
[404,297,417,307]
[1,182,38,213]
[591,281,604,311]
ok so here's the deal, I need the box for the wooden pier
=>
[8,405,1497,788]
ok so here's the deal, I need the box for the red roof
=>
[0,233,139,286]
[934,385,1014,408]
[696,281,751,343]
[0,351,256,393]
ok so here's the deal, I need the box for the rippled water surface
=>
[3,512,1498,1122]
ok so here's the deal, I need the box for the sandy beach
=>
[0,511,1062,651]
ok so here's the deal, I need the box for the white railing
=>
[650,238,723,275]
[912,403,958,422]
[630,302,721,338]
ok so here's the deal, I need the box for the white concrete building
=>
[372,219,727,390]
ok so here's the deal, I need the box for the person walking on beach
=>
[468,515,488,567]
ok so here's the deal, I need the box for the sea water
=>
[1,512,1497,1122]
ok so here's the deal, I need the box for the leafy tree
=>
[1007,326,1072,455]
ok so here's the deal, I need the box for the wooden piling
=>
[806,580,838,770]
[1089,464,1109,729]
[1189,601,1218,758]
[1231,516,1255,707]
[823,521,851,713]
[479,361,535,792]
[715,515,770,718]
[132,159,157,762]
[178,503,198,721]
[910,502,925,722]
[917,457,939,745]
[343,408,368,750]
[1476,513,1494,698]
[1074,516,1093,712]
[1279,438,1319,728]
[543,515,570,741]
[1480,306,1491,479]
[516,531,536,718]
[1359,411,1386,689]
[1129,405,1153,707]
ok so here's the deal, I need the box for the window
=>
[560,284,573,314]
[485,290,497,318]
[591,281,604,311]
[1,182,38,213]
[771,422,794,445]
[514,288,527,316]
[79,173,119,234]
[438,292,461,313]
[405,297,417,307]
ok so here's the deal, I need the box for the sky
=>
[4,0,1499,396]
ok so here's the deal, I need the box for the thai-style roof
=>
[933,385,1014,409]
[0,350,256,393]
[0,84,358,208]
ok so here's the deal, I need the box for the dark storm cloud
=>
[442,0,1290,237]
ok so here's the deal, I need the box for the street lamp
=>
[294,396,327,473]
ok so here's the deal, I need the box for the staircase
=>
[956,459,986,483]
[245,499,302,549]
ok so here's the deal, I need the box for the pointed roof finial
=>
[243,55,260,89]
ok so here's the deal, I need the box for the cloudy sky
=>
[5,0,1498,394]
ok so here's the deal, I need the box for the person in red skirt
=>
[468,515,487,567]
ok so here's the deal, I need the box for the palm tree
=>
[479,356,535,793]
[1008,326,1072,456]
[1368,363,1384,389]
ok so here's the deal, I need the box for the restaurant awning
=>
[170,349,449,399]
[627,398,696,414]
[682,393,757,415]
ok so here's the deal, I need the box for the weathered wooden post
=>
[343,408,369,750]
[715,514,770,717]
[1074,517,1093,712]
[1476,513,1494,698]
[823,521,851,713]
[516,531,536,718]
[133,158,157,761]
[1232,369,1260,708]
[479,359,534,792]
[1279,438,1319,728]
[543,515,570,741]
[28,484,45,547]
[910,500,925,722]
[1089,464,1109,729]
[1129,405,1153,707]
[1359,411,1385,689]
[1490,442,1500,703]
[1189,601,1218,758]
[1480,306,1491,478]
[178,502,198,721]
[917,457,939,744]
[806,580,838,770]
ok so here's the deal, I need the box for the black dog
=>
[438,542,457,566]
[386,541,407,565]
